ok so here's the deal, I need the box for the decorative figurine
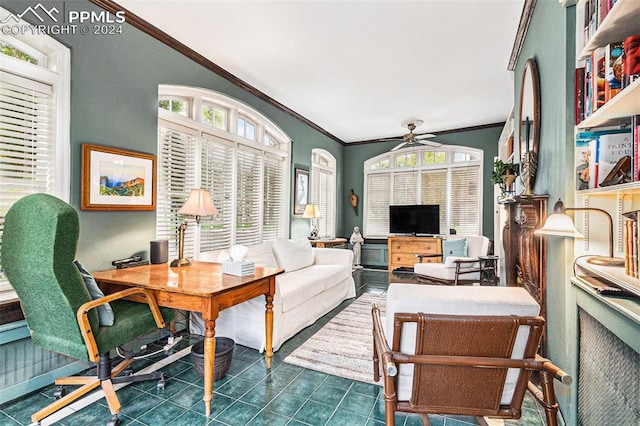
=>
[350,226,364,269]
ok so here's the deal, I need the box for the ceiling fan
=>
[380,119,440,151]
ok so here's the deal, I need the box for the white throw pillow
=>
[245,242,278,268]
[272,238,314,272]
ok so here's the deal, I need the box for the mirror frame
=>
[518,58,540,187]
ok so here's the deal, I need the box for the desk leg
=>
[203,320,216,417]
[265,293,274,369]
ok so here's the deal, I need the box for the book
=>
[591,47,606,112]
[597,130,633,186]
[604,41,624,102]
[623,35,640,88]
[575,136,598,190]
[575,67,585,124]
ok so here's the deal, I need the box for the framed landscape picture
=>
[81,144,156,211]
[294,167,309,215]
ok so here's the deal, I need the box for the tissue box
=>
[222,260,255,276]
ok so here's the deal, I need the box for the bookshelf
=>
[574,0,640,293]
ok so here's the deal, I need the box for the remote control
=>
[112,255,142,266]
[116,260,150,269]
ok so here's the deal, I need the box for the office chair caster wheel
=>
[157,373,166,390]
[106,415,121,426]
[123,366,134,376]
[53,386,65,399]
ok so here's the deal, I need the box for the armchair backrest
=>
[446,235,489,258]
[2,194,96,360]
[385,284,541,407]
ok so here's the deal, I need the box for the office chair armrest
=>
[76,287,166,362]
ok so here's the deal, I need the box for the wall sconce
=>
[302,204,321,239]
[171,189,218,267]
[535,198,624,267]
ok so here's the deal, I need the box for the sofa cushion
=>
[277,268,325,312]
[245,242,278,268]
[272,238,314,272]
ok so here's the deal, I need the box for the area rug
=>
[283,292,386,385]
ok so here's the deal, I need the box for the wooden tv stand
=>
[387,236,442,272]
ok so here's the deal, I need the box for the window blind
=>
[262,153,285,241]
[393,172,418,205]
[365,174,391,236]
[421,170,448,234]
[235,146,262,246]
[311,166,334,237]
[0,71,55,296]
[157,124,197,259]
[450,166,480,235]
[200,134,233,251]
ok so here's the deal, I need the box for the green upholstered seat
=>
[2,193,173,361]
[1,193,174,424]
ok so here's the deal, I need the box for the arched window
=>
[311,149,337,238]
[0,7,70,301]
[364,146,483,237]
[157,86,291,259]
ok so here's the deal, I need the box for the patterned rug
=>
[283,292,386,385]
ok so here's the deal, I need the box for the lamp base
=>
[586,256,625,267]
[170,258,191,267]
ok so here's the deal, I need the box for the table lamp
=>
[535,198,624,267]
[302,204,321,239]
[171,189,218,267]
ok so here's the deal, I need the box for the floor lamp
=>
[535,198,624,267]
[171,189,218,267]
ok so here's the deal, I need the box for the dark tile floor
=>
[0,269,548,426]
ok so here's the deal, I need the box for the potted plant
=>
[491,159,519,196]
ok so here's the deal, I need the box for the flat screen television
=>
[389,204,440,235]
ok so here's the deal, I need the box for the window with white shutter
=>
[157,86,290,259]
[311,149,336,238]
[363,146,482,237]
[0,16,70,302]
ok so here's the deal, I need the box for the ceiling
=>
[116,0,524,143]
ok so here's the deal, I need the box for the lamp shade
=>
[178,189,218,218]
[535,213,584,238]
[302,204,320,219]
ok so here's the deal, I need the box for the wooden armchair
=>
[372,284,571,426]
[414,235,496,285]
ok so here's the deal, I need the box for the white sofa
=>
[191,238,356,351]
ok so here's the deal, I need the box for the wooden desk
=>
[310,237,347,248]
[92,261,283,417]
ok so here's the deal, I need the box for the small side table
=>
[478,255,499,286]
[310,238,347,248]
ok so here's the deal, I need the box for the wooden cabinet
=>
[387,236,442,272]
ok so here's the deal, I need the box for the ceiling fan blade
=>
[391,141,408,151]
[414,133,436,140]
[417,140,442,148]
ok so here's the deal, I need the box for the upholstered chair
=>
[1,194,174,426]
[414,235,495,285]
[372,283,571,426]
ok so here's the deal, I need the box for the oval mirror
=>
[519,58,540,192]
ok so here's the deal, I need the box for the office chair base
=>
[31,356,166,424]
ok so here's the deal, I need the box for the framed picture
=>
[81,144,156,211]
[294,167,309,215]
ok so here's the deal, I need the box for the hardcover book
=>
[597,130,633,187]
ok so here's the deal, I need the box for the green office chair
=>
[1,194,174,426]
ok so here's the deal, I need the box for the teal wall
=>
[343,126,502,240]
[3,0,346,272]
[515,1,576,422]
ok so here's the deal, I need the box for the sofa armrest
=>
[313,247,353,267]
